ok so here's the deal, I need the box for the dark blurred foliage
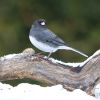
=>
[0,0,100,62]
[3,78,44,86]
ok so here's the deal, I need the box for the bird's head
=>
[32,19,47,28]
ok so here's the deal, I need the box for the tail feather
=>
[58,46,88,57]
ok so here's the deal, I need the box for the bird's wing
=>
[35,29,66,47]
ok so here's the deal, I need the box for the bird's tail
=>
[58,46,88,57]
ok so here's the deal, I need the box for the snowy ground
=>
[0,82,98,100]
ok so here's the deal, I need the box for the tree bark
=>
[0,48,100,95]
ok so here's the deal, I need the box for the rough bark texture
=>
[0,48,100,95]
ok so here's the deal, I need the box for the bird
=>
[29,19,88,58]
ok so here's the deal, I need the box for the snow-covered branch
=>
[0,48,100,95]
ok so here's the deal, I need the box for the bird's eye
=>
[40,21,45,26]
[37,19,46,26]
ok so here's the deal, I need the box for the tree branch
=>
[0,48,100,95]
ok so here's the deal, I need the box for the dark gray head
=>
[32,19,47,29]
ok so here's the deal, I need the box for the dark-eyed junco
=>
[29,19,88,57]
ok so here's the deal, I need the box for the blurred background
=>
[0,0,100,62]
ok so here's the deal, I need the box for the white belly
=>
[29,35,56,52]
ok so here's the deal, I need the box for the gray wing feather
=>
[34,29,66,47]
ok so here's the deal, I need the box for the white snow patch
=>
[0,54,18,61]
[0,53,25,61]
[0,82,13,90]
[45,49,100,67]
[94,83,100,100]
[0,82,97,100]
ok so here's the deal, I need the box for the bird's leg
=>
[47,52,52,58]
